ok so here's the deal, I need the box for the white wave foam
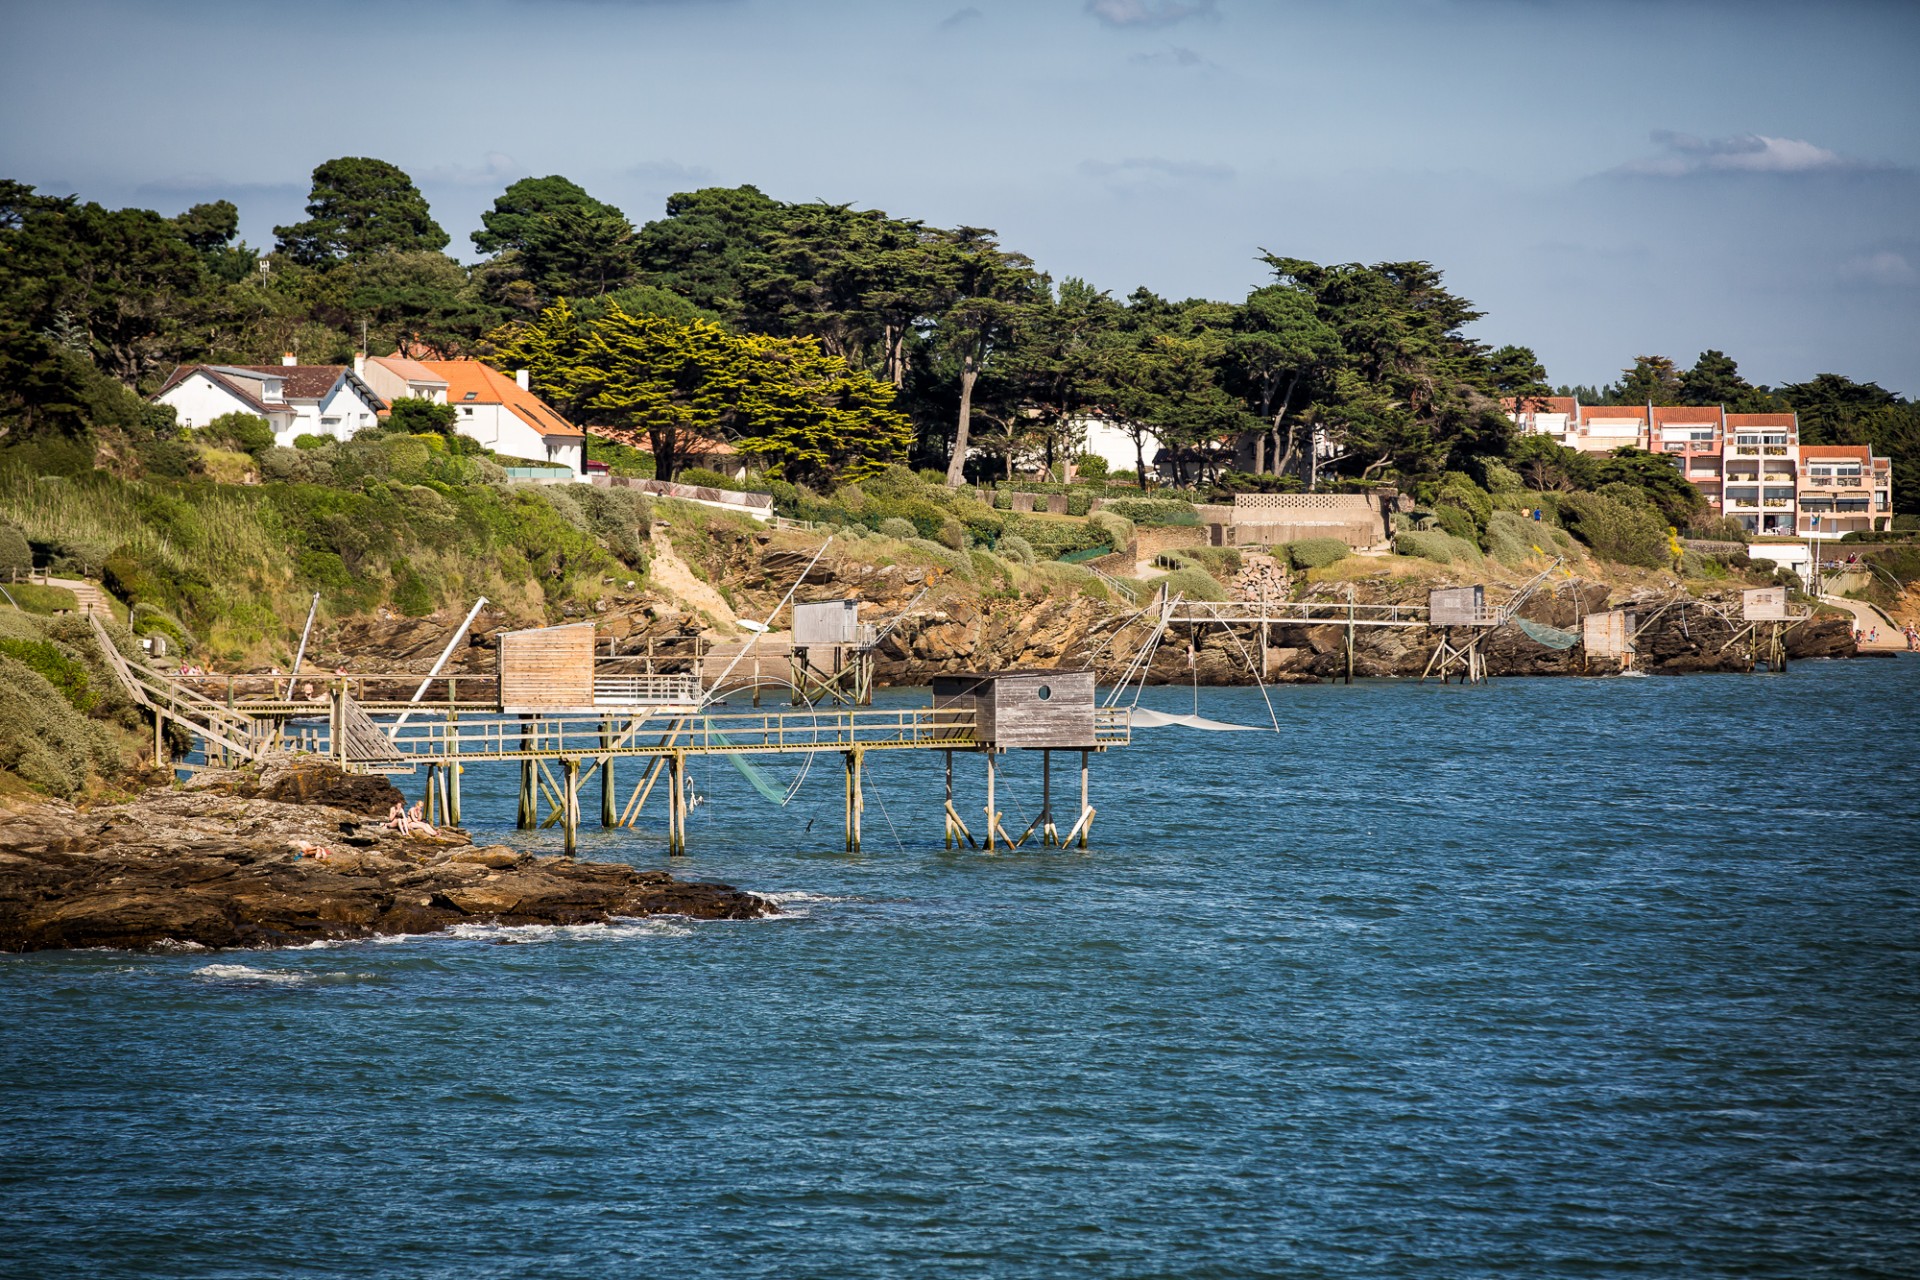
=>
[441,918,695,944]
[763,891,854,905]
[191,963,375,985]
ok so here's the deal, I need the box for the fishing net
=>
[1515,617,1581,650]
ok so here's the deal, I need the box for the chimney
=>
[282,352,297,366]
[352,352,366,377]
[515,369,531,392]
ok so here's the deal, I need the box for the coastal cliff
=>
[0,761,775,953]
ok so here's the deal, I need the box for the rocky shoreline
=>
[0,762,776,953]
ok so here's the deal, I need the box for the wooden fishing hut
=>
[1581,609,1636,671]
[790,599,877,706]
[489,621,703,853]
[930,670,1101,852]
[1423,586,1496,683]
[1742,587,1791,671]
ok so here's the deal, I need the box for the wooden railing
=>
[314,702,1133,766]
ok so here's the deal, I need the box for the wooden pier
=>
[88,612,1127,857]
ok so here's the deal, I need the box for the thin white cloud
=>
[1615,130,1868,177]
[939,7,985,29]
[1086,0,1217,29]
[627,159,716,187]
[424,152,525,187]
[1130,45,1213,68]
[1839,251,1917,287]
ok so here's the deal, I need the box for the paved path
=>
[1819,594,1909,651]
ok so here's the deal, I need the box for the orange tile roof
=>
[1801,444,1871,462]
[417,360,583,439]
[1502,395,1577,415]
[1580,405,1648,422]
[1725,413,1797,427]
[1650,405,1723,424]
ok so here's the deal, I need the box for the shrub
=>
[1433,471,1492,536]
[0,654,120,797]
[1149,565,1229,602]
[131,602,196,653]
[1394,530,1482,566]
[0,523,31,576]
[0,636,97,712]
[998,534,1036,565]
[390,561,434,617]
[1284,537,1350,570]
[1561,490,1668,568]
[1479,460,1526,494]
[102,549,165,607]
[675,467,742,491]
[877,517,918,541]
[907,538,974,579]
[1103,498,1199,526]
[1087,509,1134,551]
[201,411,275,456]
[1073,453,1109,481]
[1683,515,1749,544]
[387,397,457,436]
[935,518,966,550]
[294,433,332,451]
[1485,510,1544,567]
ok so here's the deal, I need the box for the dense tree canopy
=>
[273,158,449,266]
[1,163,1912,513]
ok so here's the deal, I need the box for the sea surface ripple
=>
[4,660,1918,1278]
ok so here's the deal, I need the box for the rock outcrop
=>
[0,762,775,953]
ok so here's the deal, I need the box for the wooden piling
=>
[668,751,686,855]
[984,752,997,854]
[844,747,863,852]
[562,758,580,857]
[600,720,616,828]
[1079,749,1091,849]
[517,715,536,828]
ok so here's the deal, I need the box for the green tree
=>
[1677,349,1745,405]
[1223,284,1341,475]
[1608,355,1682,406]
[341,250,499,357]
[1260,255,1510,483]
[929,227,1042,485]
[472,175,619,255]
[632,185,785,318]
[386,397,458,436]
[273,158,449,266]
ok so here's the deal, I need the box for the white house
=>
[1069,413,1162,481]
[417,360,586,474]
[358,353,449,407]
[155,355,386,446]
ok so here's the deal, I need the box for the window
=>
[1036,685,1053,701]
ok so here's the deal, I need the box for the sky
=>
[3,0,1917,394]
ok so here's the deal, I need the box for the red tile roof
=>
[1801,445,1871,462]
[1725,413,1797,427]
[1580,405,1649,422]
[1650,405,1723,424]
[1502,395,1577,416]
[419,361,583,439]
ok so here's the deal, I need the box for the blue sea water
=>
[4,660,1919,1279]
